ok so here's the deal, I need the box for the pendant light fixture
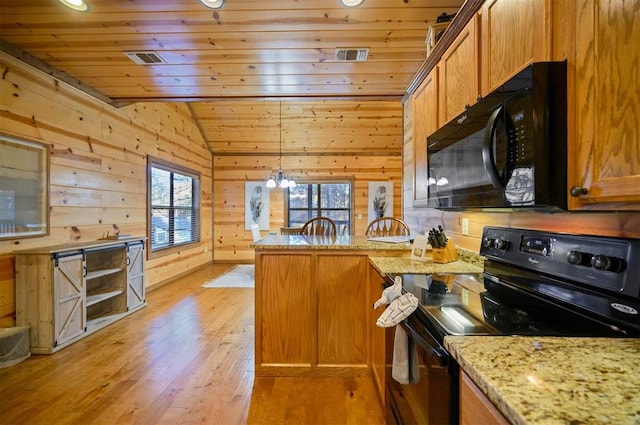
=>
[266,102,296,189]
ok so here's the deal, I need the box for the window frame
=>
[147,157,201,259]
[285,177,354,235]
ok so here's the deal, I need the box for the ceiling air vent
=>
[335,48,369,62]
[123,51,166,65]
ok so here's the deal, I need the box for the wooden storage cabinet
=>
[480,0,548,95]
[255,249,393,377]
[569,0,640,209]
[438,16,479,125]
[15,238,146,353]
[412,67,439,206]
[256,252,369,376]
[460,371,509,425]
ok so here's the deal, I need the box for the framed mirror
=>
[0,134,49,240]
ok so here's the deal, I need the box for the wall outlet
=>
[461,218,469,235]
[204,246,209,253]
[358,213,363,220]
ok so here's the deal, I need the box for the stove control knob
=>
[591,255,626,273]
[483,237,495,248]
[567,250,593,266]
[493,239,510,250]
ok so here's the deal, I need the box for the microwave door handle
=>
[482,106,505,188]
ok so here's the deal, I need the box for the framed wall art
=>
[245,182,270,230]
[368,181,393,224]
[0,134,49,240]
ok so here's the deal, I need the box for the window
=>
[148,158,200,254]
[287,181,352,235]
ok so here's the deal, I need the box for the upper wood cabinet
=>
[412,67,439,205]
[569,0,640,210]
[479,0,550,95]
[439,16,480,125]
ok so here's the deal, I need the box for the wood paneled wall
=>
[209,99,403,262]
[213,153,402,262]
[0,52,213,327]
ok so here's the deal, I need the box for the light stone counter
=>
[368,256,483,275]
[253,235,485,275]
[251,234,412,251]
[445,336,640,425]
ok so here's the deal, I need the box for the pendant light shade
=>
[266,102,296,189]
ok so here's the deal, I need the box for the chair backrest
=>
[301,217,337,237]
[250,224,262,242]
[280,226,303,235]
[365,217,410,237]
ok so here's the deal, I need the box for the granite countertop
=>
[369,255,483,275]
[251,234,412,251]
[445,336,640,425]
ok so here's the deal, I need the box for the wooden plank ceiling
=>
[0,0,462,153]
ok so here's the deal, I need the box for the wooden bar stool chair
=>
[365,217,410,237]
[280,226,303,235]
[301,217,337,237]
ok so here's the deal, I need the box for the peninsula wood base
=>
[254,242,407,378]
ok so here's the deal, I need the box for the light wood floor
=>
[0,263,386,425]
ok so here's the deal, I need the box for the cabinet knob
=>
[570,186,588,197]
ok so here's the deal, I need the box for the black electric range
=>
[394,226,640,344]
[384,226,640,425]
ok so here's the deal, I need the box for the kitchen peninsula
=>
[252,235,483,377]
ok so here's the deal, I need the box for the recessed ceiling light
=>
[199,0,225,9]
[339,0,365,7]
[57,0,89,12]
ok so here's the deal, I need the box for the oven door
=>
[385,313,459,425]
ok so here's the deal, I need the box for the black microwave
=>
[426,61,567,210]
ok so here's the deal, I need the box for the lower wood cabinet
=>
[460,371,509,425]
[15,238,146,354]
[255,250,388,377]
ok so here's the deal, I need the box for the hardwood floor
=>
[0,263,386,425]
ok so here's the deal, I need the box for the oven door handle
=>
[400,317,449,367]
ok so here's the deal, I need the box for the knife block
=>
[432,239,458,264]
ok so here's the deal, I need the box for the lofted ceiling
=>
[0,0,463,153]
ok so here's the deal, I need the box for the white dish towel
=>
[373,275,403,309]
[392,325,420,384]
[375,293,418,328]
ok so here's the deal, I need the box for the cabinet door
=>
[258,254,313,367]
[570,0,640,209]
[439,16,479,125]
[480,0,547,95]
[460,372,509,425]
[126,242,145,310]
[53,254,85,346]
[412,67,439,205]
[317,255,368,366]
